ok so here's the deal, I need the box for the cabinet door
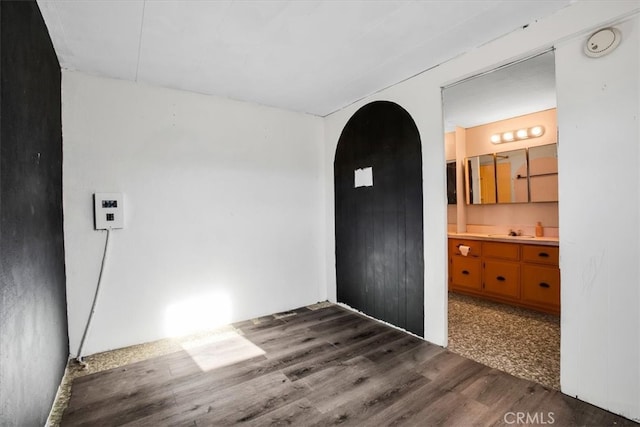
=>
[451,257,482,291]
[522,265,560,308]
[484,260,520,299]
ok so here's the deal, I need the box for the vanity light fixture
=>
[490,125,545,144]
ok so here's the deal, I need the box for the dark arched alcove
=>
[334,101,424,336]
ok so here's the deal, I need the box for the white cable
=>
[75,228,111,366]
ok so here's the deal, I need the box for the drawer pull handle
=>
[462,270,470,275]
[496,276,506,282]
[539,282,551,288]
[538,252,550,258]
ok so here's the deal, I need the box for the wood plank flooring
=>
[61,304,636,426]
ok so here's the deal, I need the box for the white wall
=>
[324,1,639,421]
[63,71,325,356]
[556,15,640,420]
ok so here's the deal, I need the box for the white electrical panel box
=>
[94,193,124,230]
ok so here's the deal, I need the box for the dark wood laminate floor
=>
[61,304,636,426]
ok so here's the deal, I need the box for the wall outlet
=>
[94,193,124,230]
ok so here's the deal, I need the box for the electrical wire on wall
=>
[75,228,111,367]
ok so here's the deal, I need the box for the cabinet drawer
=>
[522,245,559,265]
[451,257,482,291]
[483,242,520,261]
[522,265,560,307]
[449,239,482,258]
[484,260,520,299]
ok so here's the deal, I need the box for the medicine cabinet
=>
[465,143,557,204]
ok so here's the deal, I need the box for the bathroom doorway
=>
[442,51,561,390]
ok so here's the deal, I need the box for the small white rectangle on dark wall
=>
[354,167,373,188]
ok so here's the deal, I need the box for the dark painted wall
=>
[0,1,68,425]
[335,101,424,336]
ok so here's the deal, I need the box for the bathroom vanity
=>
[448,234,560,315]
[444,107,561,315]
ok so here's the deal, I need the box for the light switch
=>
[94,193,124,230]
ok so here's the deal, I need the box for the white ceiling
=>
[443,50,557,131]
[37,0,571,117]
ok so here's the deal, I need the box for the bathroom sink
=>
[487,234,535,239]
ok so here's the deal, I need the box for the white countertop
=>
[448,232,559,246]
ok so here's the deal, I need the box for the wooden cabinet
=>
[449,239,482,291]
[482,241,521,299]
[522,245,559,265]
[449,238,482,258]
[522,265,560,309]
[521,245,560,312]
[483,242,519,261]
[448,238,560,314]
[484,260,520,299]
[451,257,482,291]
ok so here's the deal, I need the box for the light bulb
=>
[490,134,501,144]
[516,129,528,139]
[529,126,544,137]
[502,131,514,142]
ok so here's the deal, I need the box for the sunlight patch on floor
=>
[180,331,265,372]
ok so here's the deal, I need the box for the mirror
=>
[466,154,496,204]
[466,145,558,204]
[496,149,528,203]
[529,143,558,202]
[446,161,457,204]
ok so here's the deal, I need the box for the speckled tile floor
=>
[447,291,560,390]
